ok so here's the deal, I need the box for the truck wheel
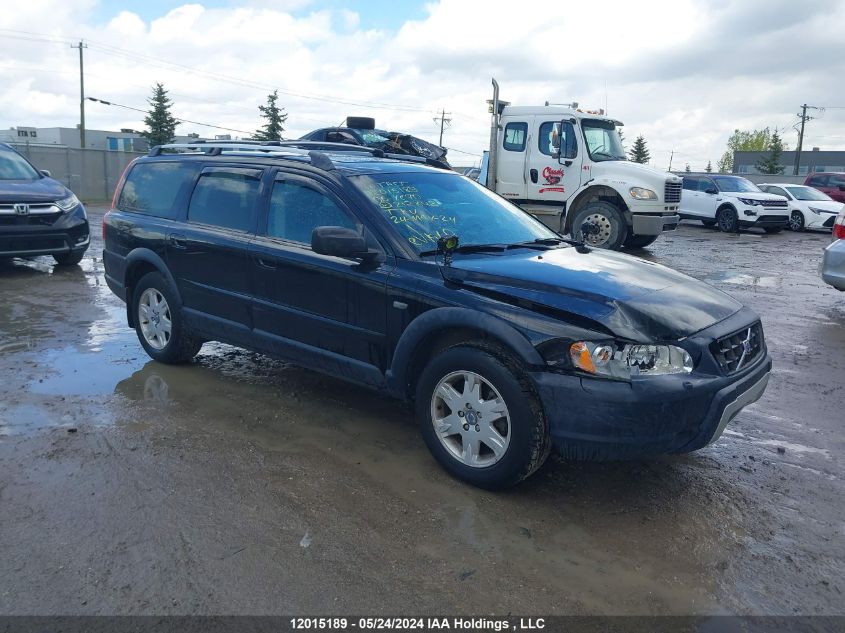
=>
[717,207,739,233]
[570,202,628,250]
[623,234,659,249]
[132,271,203,364]
[415,343,550,489]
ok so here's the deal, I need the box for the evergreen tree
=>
[628,135,650,164]
[705,160,713,173]
[141,83,178,147]
[755,130,786,175]
[253,90,287,141]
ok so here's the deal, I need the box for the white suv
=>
[680,175,789,233]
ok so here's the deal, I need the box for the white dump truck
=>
[480,79,682,250]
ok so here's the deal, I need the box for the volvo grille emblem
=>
[13,203,30,216]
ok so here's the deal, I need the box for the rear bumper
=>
[821,239,845,291]
[0,215,89,257]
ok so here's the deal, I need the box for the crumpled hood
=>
[0,177,70,203]
[447,247,742,341]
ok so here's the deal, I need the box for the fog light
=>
[744,209,757,216]
[76,234,89,244]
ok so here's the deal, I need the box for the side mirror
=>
[40,170,51,178]
[705,187,718,195]
[312,226,370,259]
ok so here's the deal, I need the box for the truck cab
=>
[483,82,681,250]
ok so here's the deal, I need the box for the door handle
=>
[168,233,187,249]
[529,168,538,184]
[256,257,277,270]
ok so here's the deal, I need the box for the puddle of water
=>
[701,271,780,288]
[722,429,831,458]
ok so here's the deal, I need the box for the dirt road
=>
[1,207,842,615]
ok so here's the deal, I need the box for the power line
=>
[86,97,255,136]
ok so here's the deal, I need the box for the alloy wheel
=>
[789,211,804,232]
[430,370,511,468]
[138,288,172,350]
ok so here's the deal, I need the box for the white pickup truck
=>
[480,79,682,250]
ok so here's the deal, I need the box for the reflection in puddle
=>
[700,271,780,288]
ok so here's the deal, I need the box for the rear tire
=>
[623,234,659,249]
[415,343,550,489]
[717,206,739,233]
[53,250,85,266]
[570,202,628,250]
[132,271,202,364]
[788,211,805,232]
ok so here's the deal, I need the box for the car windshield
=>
[713,176,760,193]
[351,171,559,253]
[0,147,40,180]
[786,186,833,202]
[581,119,626,162]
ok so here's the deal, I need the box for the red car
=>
[805,172,845,203]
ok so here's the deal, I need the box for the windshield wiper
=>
[506,238,566,250]
[420,243,508,256]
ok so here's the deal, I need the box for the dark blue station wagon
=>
[103,142,771,488]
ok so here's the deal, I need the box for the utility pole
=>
[434,108,452,147]
[793,104,818,176]
[71,40,88,149]
[668,149,674,172]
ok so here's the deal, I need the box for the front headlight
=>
[809,206,830,214]
[56,193,80,212]
[737,197,760,206]
[567,341,694,378]
[629,187,657,200]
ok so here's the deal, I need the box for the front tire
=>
[53,250,85,266]
[788,211,805,232]
[570,202,628,250]
[415,343,550,489]
[623,233,659,249]
[717,206,739,233]
[132,271,202,364]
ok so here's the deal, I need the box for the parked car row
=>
[679,173,845,235]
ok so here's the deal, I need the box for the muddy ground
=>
[0,206,842,616]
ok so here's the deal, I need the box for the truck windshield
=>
[581,119,626,162]
[0,146,40,180]
[351,171,559,253]
[712,176,760,193]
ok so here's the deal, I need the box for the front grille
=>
[0,213,61,226]
[757,215,788,224]
[710,322,764,375]
[758,199,788,208]
[664,181,682,203]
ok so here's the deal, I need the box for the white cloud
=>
[0,0,843,168]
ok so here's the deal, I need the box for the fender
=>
[123,248,181,326]
[564,182,629,232]
[385,306,545,398]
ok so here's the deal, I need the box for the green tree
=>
[141,83,178,147]
[628,135,650,164]
[705,160,713,173]
[755,130,786,175]
[717,127,774,173]
[253,90,287,141]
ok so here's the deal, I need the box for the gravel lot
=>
[0,206,842,616]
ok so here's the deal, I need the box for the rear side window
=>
[807,175,828,186]
[503,123,528,152]
[267,180,357,244]
[187,168,261,232]
[118,161,198,218]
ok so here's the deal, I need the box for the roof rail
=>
[148,142,309,157]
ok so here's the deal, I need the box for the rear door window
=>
[808,175,829,187]
[187,167,262,232]
[118,161,199,218]
[503,122,528,152]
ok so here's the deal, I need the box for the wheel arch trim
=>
[123,248,181,327]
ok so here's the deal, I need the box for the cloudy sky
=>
[1,0,844,168]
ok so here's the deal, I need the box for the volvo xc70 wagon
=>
[103,141,771,488]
